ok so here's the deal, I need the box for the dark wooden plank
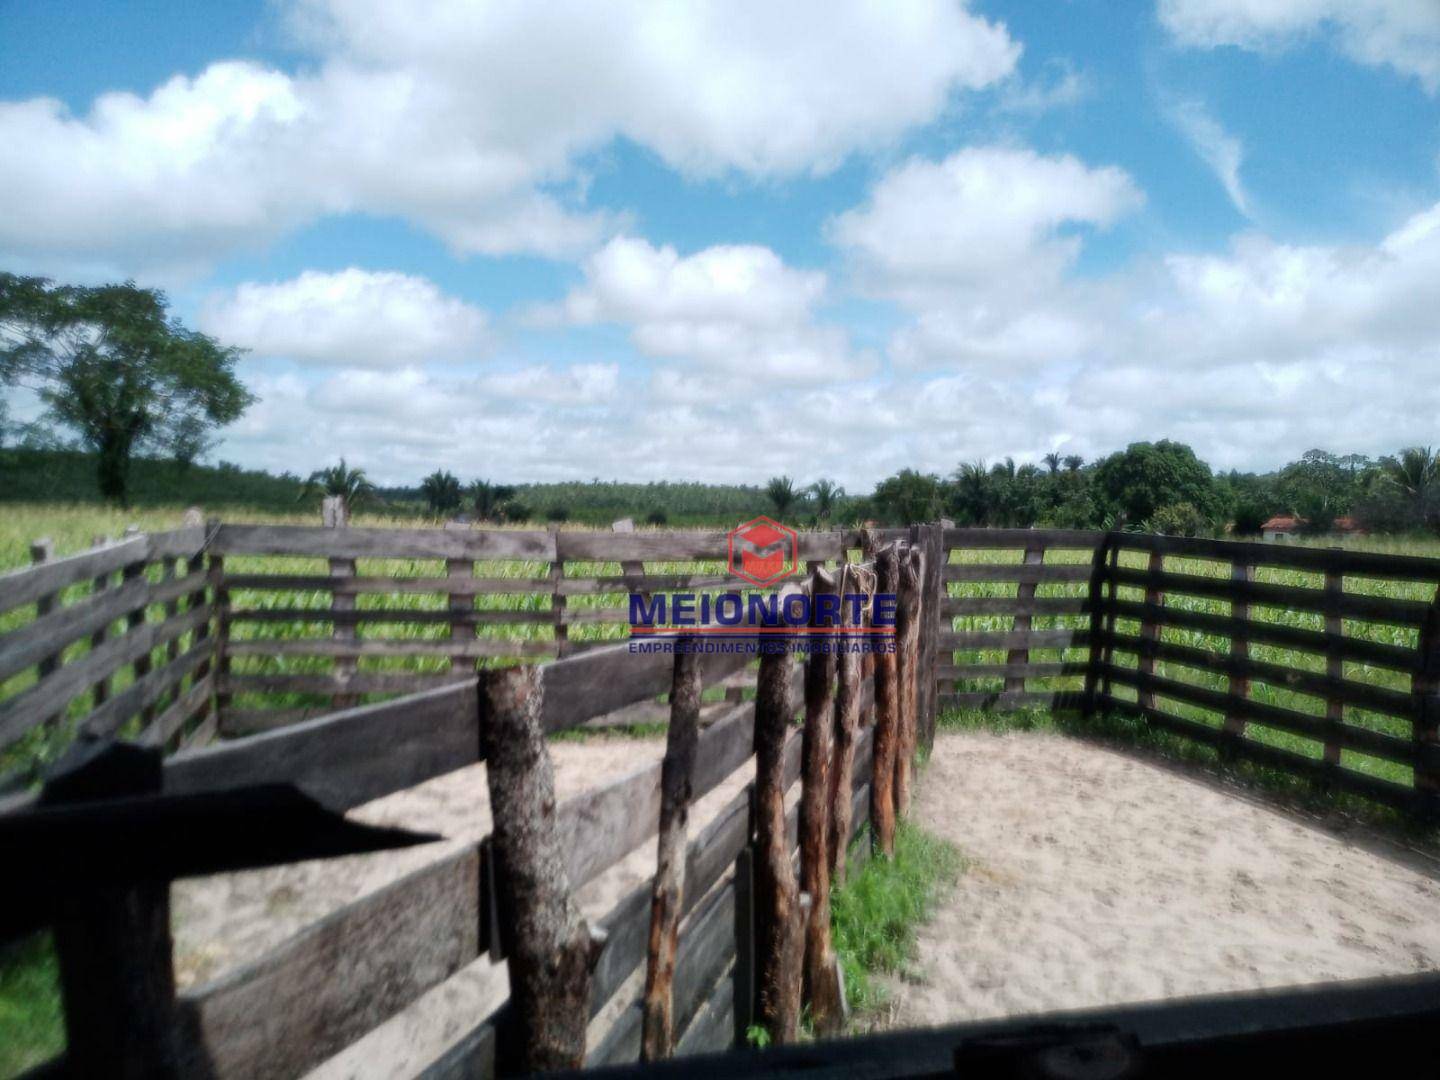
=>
[0,534,149,613]
[943,528,1103,549]
[164,681,481,812]
[1111,566,1431,627]
[81,640,211,739]
[217,672,469,696]
[557,574,742,596]
[138,674,214,749]
[210,524,557,560]
[1103,665,1417,764]
[221,573,552,594]
[1117,532,1440,582]
[556,531,847,562]
[1107,631,1415,719]
[1105,598,1419,673]
[675,964,736,1058]
[222,606,554,625]
[222,637,555,658]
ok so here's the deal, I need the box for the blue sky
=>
[2,1,1438,486]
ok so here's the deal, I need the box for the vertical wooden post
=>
[1223,561,1253,743]
[1006,543,1046,698]
[158,556,181,723]
[731,844,757,1044]
[893,545,923,819]
[915,524,944,750]
[90,534,114,708]
[642,644,703,1060]
[210,551,231,730]
[801,568,844,1036]
[752,643,803,1043]
[1082,535,1115,720]
[327,501,358,709]
[47,746,178,1079]
[1412,589,1440,822]
[1098,542,1120,704]
[123,539,153,726]
[549,524,568,660]
[869,544,901,856]
[829,563,868,883]
[29,539,61,733]
[481,664,596,1071]
[1323,558,1344,768]
[191,521,218,740]
[447,556,474,678]
[1137,551,1165,711]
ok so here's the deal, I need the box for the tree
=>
[303,459,375,507]
[1092,440,1223,526]
[1063,455,1084,473]
[421,469,463,515]
[950,461,993,525]
[1042,452,1062,475]
[766,475,799,518]
[871,469,943,526]
[469,478,516,521]
[809,478,844,523]
[0,274,252,505]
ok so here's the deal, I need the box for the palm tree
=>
[809,478,844,523]
[420,469,463,516]
[951,461,992,525]
[468,479,516,521]
[302,459,375,506]
[1063,454,1084,473]
[1382,446,1437,502]
[1042,452,1062,475]
[766,475,799,518]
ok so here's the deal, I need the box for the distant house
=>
[1261,514,1365,541]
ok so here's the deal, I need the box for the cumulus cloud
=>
[199,269,489,367]
[0,1,1019,270]
[560,237,872,381]
[1159,0,1440,92]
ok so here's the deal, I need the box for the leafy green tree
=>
[420,469,463,515]
[1063,454,1084,473]
[766,475,799,518]
[0,274,253,505]
[950,461,994,525]
[871,469,943,525]
[1042,452,1062,475]
[1092,440,1223,526]
[468,478,516,521]
[809,478,844,523]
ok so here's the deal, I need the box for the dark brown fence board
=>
[943,563,1091,584]
[943,528,1103,549]
[211,524,556,560]
[222,637,555,659]
[222,573,553,595]
[222,606,554,626]
[1117,533,1440,582]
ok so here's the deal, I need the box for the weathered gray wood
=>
[217,671,469,696]
[82,640,211,739]
[210,524,557,560]
[0,534,146,614]
[176,846,478,1079]
[554,530,848,562]
[222,636,555,658]
[0,605,210,751]
[480,663,593,1071]
[829,564,867,883]
[642,646,703,1060]
[870,544,901,856]
[27,539,62,738]
[138,673,214,749]
[221,573,552,594]
[557,573,739,596]
[222,605,554,625]
[675,963,736,1058]
[894,544,923,818]
[1005,545,1046,697]
[165,680,482,812]
[943,527,1104,550]
[919,523,944,748]
[944,563,1092,583]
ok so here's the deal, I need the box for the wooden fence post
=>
[447,556,474,678]
[731,843,757,1044]
[122,532,154,726]
[196,519,222,742]
[47,745,179,1079]
[481,664,596,1071]
[1098,541,1120,704]
[550,524,569,660]
[893,545,923,819]
[641,643,703,1060]
[1081,534,1115,720]
[1006,543,1046,700]
[829,563,869,884]
[1414,589,1440,822]
[29,539,62,735]
[1223,560,1253,745]
[1323,557,1345,769]
[752,642,804,1043]
[328,506,358,710]
[801,568,844,1037]
[916,524,944,750]
[1137,551,1164,712]
[869,544,901,856]
[90,534,114,708]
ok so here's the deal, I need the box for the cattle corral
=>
[2,521,1440,1077]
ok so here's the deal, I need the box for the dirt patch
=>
[877,731,1440,1030]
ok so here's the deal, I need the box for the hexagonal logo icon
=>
[727,516,799,588]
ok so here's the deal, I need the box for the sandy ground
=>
[168,734,757,1078]
[879,731,1440,1030]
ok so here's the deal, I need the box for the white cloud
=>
[1163,98,1253,217]
[560,237,873,381]
[1159,0,1440,92]
[0,1,1019,270]
[199,269,489,367]
[996,61,1092,114]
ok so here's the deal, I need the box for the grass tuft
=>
[0,933,63,1078]
[831,822,963,1017]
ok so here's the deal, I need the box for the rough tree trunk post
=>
[893,544,924,819]
[801,567,845,1036]
[870,544,901,856]
[481,664,596,1072]
[828,563,870,883]
[641,644,704,1060]
[753,642,804,1043]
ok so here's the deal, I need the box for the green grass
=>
[0,934,63,1079]
[831,822,964,1017]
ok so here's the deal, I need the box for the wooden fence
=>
[933,526,1440,820]
[6,531,933,1079]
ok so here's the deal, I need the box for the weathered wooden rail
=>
[4,530,932,1078]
